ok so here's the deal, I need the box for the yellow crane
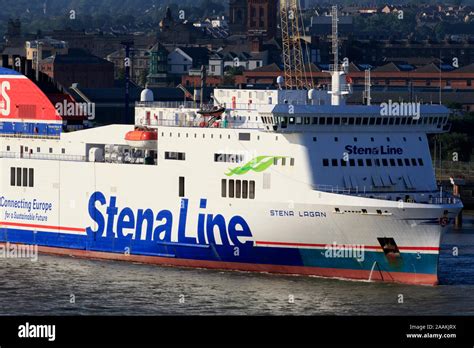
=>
[280,0,312,89]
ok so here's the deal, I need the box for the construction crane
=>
[280,0,312,90]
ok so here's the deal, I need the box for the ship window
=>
[323,159,329,166]
[389,159,396,166]
[16,168,21,186]
[49,148,53,153]
[320,117,326,125]
[304,117,310,124]
[242,180,248,199]
[37,147,40,152]
[411,158,417,166]
[295,117,302,125]
[229,180,235,198]
[334,117,340,125]
[165,151,186,160]
[404,158,410,166]
[28,168,34,187]
[369,117,376,125]
[370,137,374,142]
[376,118,382,125]
[397,158,403,166]
[349,159,355,166]
[356,118,362,125]
[62,148,65,154]
[366,159,372,166]
[401,117,407,125]
[289,117,295,124]
[290,158,295,166]
[22,168,28,186]
[6,146,10,151]
[334,137,338,142]
[340,159,347,166]
[236,180,241,198]
[375,159,381,166]
[332,159,338,166]
[249,180,255,199]
[221,179,226,197]
[382,159,388,166]
[386,137,390,142]
[313,137,317,142]
[312,117,318,125]
[10,167,15,186]
[273,157,278,165]
[282,158,286,166]
[239,133,251,141]
[389,118,394,125]
[419,137,422,141]
[353,137,358,142]
[357,159,364,166]
[179,177,185,197]
[395,118,401,125]
[382,117,388,125]
[403,137,407,141]
[214,153,243,163]
[348,118,355,125]
[362,117,369,125]
[326,117,333,125]
[418,158,424,166]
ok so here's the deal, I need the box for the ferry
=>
[0,65,463,285]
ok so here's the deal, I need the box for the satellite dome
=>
[140,86,154,102]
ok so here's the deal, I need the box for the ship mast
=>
[324,6,350,106]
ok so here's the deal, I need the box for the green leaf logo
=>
[225,156,283,176]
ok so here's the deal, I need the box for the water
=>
[0,217,473,315]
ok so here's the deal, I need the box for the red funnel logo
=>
[0,81,11,117]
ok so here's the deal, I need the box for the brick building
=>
[40,49,114,88]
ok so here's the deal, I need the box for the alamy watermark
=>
[323,242,365,262]
[380,100,421,120]
[0,242,38,262]
[55,100,95,120]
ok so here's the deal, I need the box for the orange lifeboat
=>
[125,128,157,149]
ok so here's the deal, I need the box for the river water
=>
[0,216,473,315]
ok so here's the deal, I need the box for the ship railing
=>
[135,101,200,109]
[0,151,86,162]
[135,101,310,110]
[313,184,462,205]
[138,118,265,130]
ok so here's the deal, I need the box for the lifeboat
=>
[124,128,157,149]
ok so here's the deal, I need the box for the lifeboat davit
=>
[125,128,157,149]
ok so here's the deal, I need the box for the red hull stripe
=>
[4,243,436,285]
[255,240,440,251]
[0,222,440,252]
[0,221,85,232]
